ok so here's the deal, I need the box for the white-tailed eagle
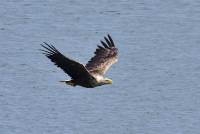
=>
[40,34,118,88]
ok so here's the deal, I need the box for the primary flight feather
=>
[40,34,118,88]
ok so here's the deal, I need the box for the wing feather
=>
[100,40,109,48]
[85,34,118,75]
[41,43,94,80]
[104,37,112,47]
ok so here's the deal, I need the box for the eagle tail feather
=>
[59,80,76,86]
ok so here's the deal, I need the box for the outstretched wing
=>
[40,43,93,80]
[85,34,118,75]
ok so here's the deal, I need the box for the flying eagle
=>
[40,34,118,88]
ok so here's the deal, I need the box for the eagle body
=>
[63,75,107,88]
[40,34,118,88]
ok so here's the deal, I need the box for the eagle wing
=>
[85,34,118,75]
[40,43,94,80]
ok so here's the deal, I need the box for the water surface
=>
[0,0,200,134]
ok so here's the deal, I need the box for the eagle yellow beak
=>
[106,79,113,84]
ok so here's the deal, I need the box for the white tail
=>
[59,80,75,86]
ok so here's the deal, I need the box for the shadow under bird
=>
[40,34,118,88]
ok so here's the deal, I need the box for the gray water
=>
[1,0,200,134]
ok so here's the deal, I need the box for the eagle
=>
[40,34,118,88]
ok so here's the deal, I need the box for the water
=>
[1,0,200,133]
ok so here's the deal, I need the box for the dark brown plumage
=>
[40,34,118,88]
[86,34,118,75]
